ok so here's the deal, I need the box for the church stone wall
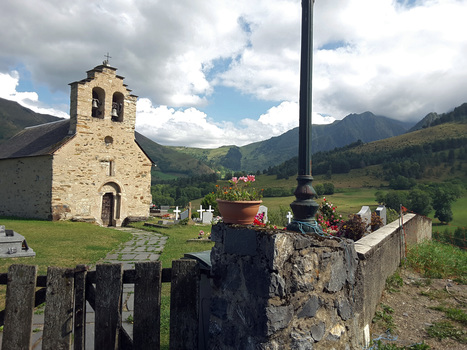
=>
[0,64,151,226]
[0,156,53,219]
[53,64,152,226]
[51,133,152,226]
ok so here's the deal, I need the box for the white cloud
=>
[135,98,334,148]
[0,71,69,118]
[1,0,467,148]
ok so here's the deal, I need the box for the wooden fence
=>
[0,260,201,350]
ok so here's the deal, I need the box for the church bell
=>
[92,99,99,108]
[111,107,118,117]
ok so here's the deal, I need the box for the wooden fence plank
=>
[42,267,74,350]
[74,265,87,350]
[2,264,37,350]
[95,264,124,350]
[86,267,172,284]
[169,259,200,350]
[133,261,162,350]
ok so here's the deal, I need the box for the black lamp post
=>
[287,0,322,234]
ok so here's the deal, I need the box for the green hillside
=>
[173,111,412,172]
[349,121,467,155]
[135,133,215,179]
[0,97,62,144]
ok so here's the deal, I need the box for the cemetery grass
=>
[371,241,467,349]
[0,218,132,308]
[129,220,214,349]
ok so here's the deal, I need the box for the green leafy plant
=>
[426,321,466,343]
[385,271,403,293]
[369,340,430,349]
[430,306,467,325]
[338,214,367,241]
[216,175,263,201]
[373,304,396,333]
[126,314,134,324]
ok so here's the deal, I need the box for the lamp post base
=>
[287,175,323,234]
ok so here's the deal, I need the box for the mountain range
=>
[1,96,464,176]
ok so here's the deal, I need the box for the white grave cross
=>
[197,205,205,220]
[174,206,181,220]
[206,205,214,214]
[286,211,293,224]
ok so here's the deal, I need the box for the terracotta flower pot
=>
[216,199,262,225]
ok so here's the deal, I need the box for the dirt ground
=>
[370,268,467,349]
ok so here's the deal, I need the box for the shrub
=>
[338,214,367,241]
[314,184,324,196]
[323,182,335,195]
[370,212,384,232]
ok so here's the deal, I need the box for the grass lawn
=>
[0,218,132,309]
[258,188,379,220]
[129,220,214,349]
[0,218,131,274]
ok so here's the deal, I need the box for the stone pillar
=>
[209,223,361,350]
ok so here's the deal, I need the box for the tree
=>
[383,191,409,211]
[435,206,453,223]
[389,175,416,190]
[431,187,455,224]
[323,183,335,195]
[408,189,432,216]
[314,184,324,196]
[201,192,219,216]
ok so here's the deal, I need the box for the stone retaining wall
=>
[354,213,432,345]
[209,214,431,349]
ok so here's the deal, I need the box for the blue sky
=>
[1,0,467,148]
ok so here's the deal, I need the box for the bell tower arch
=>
[68,61,138,135]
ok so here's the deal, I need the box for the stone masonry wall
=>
[209,223,361,350]
[52,65,152,226]
[0,156,53,219]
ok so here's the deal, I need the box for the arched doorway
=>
[99,182,122,227]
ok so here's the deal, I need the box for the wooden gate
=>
[0,260,201,350]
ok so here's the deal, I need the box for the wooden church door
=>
[101,193,114,226]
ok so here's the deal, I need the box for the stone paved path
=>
[24,226,166,350]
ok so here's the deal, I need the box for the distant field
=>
[430,194,467,233]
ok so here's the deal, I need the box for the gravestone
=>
[197,205,205,221]
[357,206,371,232]
[202,212,213,224]
[180,209,189,221]
[257,205,268,223]
[376,205,387,226]
[174,206,181,220]
[0,225,36,258]
[160,205,169,214]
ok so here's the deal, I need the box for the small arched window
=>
[111,92,124,122]
[92,87,105,119]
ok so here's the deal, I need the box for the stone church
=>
[0,63,153,226]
